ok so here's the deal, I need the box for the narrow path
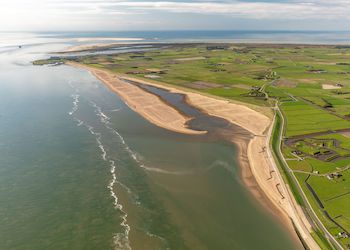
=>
[293,166,350,177]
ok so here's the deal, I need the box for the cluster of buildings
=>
[337,231,349,239]
[326,172,343,180]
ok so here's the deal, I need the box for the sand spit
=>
[67,62,204,135]
[118,76,270,135]
[64,43,121,52]
[64,39,145,52]
[68,62,316,249]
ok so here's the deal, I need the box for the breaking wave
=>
[68,94,80,116]
[67,92,132,249]
[68,81,81,116]
[90,101,192,176]
[85,124,131,250]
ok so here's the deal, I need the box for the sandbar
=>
[67,62,204,135]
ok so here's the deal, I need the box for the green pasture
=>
[281,101,350,137]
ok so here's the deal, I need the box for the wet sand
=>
[68,62,308,249]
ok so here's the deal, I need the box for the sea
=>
[1,30,344,250]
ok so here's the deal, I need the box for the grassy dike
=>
[271,110,304,205]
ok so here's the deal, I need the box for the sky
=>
[0,0,349,31]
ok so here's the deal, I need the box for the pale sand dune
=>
[68,62,315,249]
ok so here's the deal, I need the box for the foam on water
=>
[110,108,122,112]
[68,93,132,249]
[109,159,131,250]
[68,94,80,115]
[96,135,107,161]
[73,118,84,127]
[90,101,192,176]
[87,125,131,250]
[68,81,81,116]
[68,94,180,248]
[90,102,137,159]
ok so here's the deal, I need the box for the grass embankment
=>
[271,111,304,205]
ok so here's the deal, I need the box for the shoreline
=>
[68,62,313,249]
[67,62,205,135]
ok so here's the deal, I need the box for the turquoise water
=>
[0,35,299,249]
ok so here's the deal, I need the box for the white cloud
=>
[113,1,350,19]
[0,0,349,31]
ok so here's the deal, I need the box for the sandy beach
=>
[68,62,317,249]
[64,43,121,52]
[63,43,132,53]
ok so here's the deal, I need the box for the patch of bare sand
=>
[273,79,297,88]
[341,131,350,138]
[299,78,322,84]
[322,84,342,90]
[64,43,115,52]
[315,61,337,65]
[187,81,222,90]
[174,57,206,61]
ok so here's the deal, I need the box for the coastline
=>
[67,62,205,135]
[67,62,313,249]
[63,41,145,53]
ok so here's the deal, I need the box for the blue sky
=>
[1,0,349,31]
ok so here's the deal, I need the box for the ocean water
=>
[0,33,300,250]
[39,30,350,44]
